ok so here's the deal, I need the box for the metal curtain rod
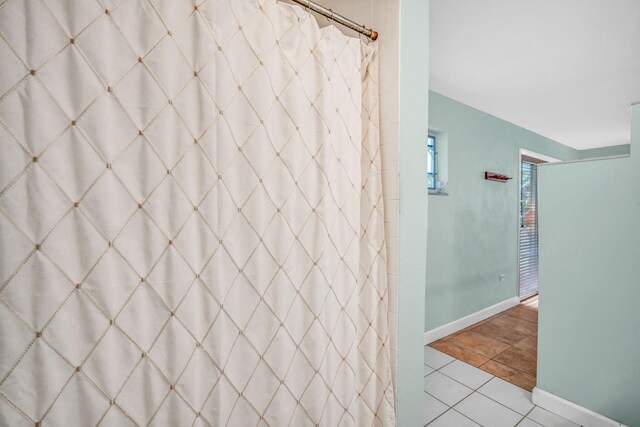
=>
[289,0,378,40]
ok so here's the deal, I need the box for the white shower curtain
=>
[0,0,394,425]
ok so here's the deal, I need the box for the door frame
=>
[517,149,560,300]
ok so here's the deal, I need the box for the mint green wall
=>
[397,1,429,425]
[580,144,631,159]
[425,92,582,331]
[537,105,640,427]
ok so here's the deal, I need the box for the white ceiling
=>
[429,0,640,149]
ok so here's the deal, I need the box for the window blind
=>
[519,161,539,297]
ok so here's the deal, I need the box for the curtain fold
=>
[0,0,394,425]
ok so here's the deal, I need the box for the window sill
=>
[428,190,449,196]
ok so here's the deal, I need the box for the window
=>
[519,160,539,298]
[427,133,437,189]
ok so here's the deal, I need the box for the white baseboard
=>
[532,387,627,427]
[423,296,519,345]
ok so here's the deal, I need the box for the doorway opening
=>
[518,150,557,299]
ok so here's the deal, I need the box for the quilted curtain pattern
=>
[0,0,394,425]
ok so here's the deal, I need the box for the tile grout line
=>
[514,406,538,426]
[428,350,501,394]
[424,375,541,426]
[435,362,494,391]
[423,356,455,372]
[483,316,537,364]
[423,390,452,410]
[475,384,533,416]
[425,406,485,427]
[481,338,537,388]
[453,407,486,427]
[425,358,537,421]
[427,304,539,390]
[424,388,484,427]
[423,402,450,427]
[457,389,534,421]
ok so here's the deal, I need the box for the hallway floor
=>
[423,346,578,426]
[429,296,539,391]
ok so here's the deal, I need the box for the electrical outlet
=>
[499,274,506,282]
